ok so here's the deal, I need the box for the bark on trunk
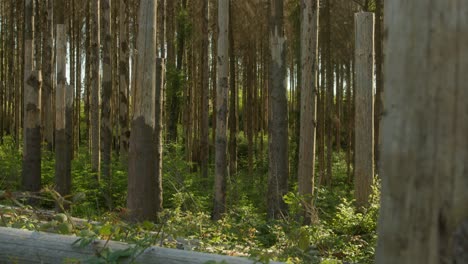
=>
[267,0,289,219]
[55,19,71,200]
[22,0,42,193]
[373,0,383,172]
[212,0,229,221]
[127,0,158,222]
[376,1,468,263]
[101,0,113,209]
[119,0,130,160]
[200,0,209,179]
[42,0,54,150]
[155,58,165,214]
[297,0,319,224]
[228,1,237,179]
[91,0,101,176]
[0,227,283,264]
[324,0,333,187]
[354,12,374,209]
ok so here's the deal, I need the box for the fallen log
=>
[0,227,282,264]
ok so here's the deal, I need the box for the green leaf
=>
[99,224,112,236]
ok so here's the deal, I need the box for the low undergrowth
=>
[0,136,379,263]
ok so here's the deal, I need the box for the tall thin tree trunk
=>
[127,0,158,222]
[228,0,237,180]
[101,0,113,208]
[119,0,130,160]
[0,1,4,143]
[22,0,42,193]
[165,0,176,141]
[200,0,209,179]
[42,0,54,150]
[155,58,165,214]
[85,1,91,147]
[297,0,319,224]
[373,0,383,172]
[324,0,333,186]
[91,0,101,177]
[68,1,75,160]
[267,0,288,219]
[55,0,71,203]
[346,60,352,181]
[212,0,229,221]
[336,63,342,152]
[354,12,374,208]
[75,2,82,149]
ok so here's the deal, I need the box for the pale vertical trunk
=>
[155,58,165,214]
[0,1,4,143]
[354,12,374,208]
[213,0,229,221]
[119,0,130,159]
[14,1,21,150]
[267,0,288,219]
[8,4,14,140]
[127,0,158,222]
[68,1,75,160]
[101,0,113,208]
[297,0,319,224]
[55,17,70,200]
[377,1,468,263]
[85,2,91,147]
[75,2,81,149]
[22,0,42,192]
[91,0,101,176]
[336,63,342,152]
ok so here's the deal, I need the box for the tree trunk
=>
[0,227,282,264]
[55,2,71,201]
[22,0,42,193]
[91,0,101,176]
[42,0,54,150]
[14,0,21,150]
[200,0,209,179]
[0,1,4,143]
[119,0,130,160]
[324,0,333,186]
[212,0,229,221]
[85,1,91,147]
[101,0,113,209]
[267,0,288,219]
[74,2,81,150]
[335,63,342,152]
[165,0,177,142]
[353,12,374,208]
[297,0,319,224]
[127,0,158,222]
[68,1,75,160]
[376,1,468,263]
[373,0,383,172]
[346,60,352,181]
[155,58,165,214]
[228,0,237,181]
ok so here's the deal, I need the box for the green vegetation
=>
[0,136,378,263]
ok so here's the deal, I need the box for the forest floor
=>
[0,136,379,264]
